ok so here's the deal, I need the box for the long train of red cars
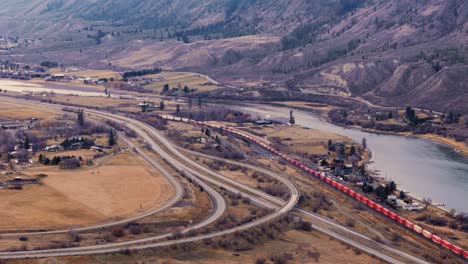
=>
[191,121,468,260]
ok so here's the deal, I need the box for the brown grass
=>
[0,102,55,120]
[143,72,221,93]
[242,124,352,156]
[0,151,173,230]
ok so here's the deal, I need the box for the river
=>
[231,103,468,212]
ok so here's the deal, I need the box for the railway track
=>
[192,118,468,261]
[0,97,298,260]
[0,96,453,263]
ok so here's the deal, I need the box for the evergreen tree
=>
[162,84,170,93]
[289,110,296,125]
[362,137,367,150]
[188,96,193,109]
[350,145,356,156]
[327,139,333,151]
[77,109,85,127]
[24,135,30,149]
[176,104,180,116]
[108,129,116,147]
[159,100,165,110]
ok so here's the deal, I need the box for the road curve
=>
[178,147,430,264]
[0,97,296,259]
[0,97,226,239]
[0,97,426,263]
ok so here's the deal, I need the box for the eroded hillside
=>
[0,0,467,112]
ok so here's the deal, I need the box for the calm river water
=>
[231,103,468,212]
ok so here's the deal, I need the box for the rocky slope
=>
[0,0,467,113]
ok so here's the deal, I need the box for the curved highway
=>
[0,97,438,264]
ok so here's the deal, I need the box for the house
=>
[396,199,424,211]
[46,74,66,81]
[44,145,63,152]
[70,142,83,150]
[91,146,104,152]
[253,119,273,126]
[0,121,28,130]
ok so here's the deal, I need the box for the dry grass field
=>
[0,101,55,120]
[8,229,383,264]
[50,69,121,80]
[242,125,353,156]
[0,151,173,230]
[143,72,221,93]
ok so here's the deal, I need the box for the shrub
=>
[427,216,448,226]
[460,224,468,232]
[18,236,28,241]
[391,232,402,242]
[270,253,293,264]
[346,218,355,227]
[111,226,125,237]
[296,220,313,231]
[415,214,428,221]
[128,224,142,235]
[448,221,458,229]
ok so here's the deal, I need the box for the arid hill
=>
[0,0,467,113]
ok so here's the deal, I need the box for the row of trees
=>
[38,154,82,169]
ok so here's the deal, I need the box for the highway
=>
[177,147,430,264]
[0,96,297,259]
[0,96,430,263]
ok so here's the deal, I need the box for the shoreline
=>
[265,101,467,157]
[352,126,468,157]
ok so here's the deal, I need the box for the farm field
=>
[0,101,55,120]
[143,72,221,93]
[0,151,172,230]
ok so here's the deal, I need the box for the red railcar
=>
[405,220,414,229]
[450,245,462,255]
[431,235,442,244]
[347,189,357,198]
[462,249,468,259]
[367,200,377,209]
[381,208,391,217]
[354,193,364,202]
[335,182,344,191]
[373,204,383,213]
[342,186,351,195]
[412,225,423,234]
[422,230,432,239]
[440,240,452,250]
[395,215,406,225]
[331,180,339,188]
[388,211,398,220]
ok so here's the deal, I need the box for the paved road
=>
[0,107,186,237]
[178,147,430,264]
[0,97,426,263]
[0,97,227,238]
[0,97,297,259]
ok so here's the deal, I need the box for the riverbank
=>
[349,126,468,157]
[272,101,467,158]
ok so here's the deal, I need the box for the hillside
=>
[0,0,467,113]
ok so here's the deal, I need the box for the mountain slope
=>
[0,0,467,113]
